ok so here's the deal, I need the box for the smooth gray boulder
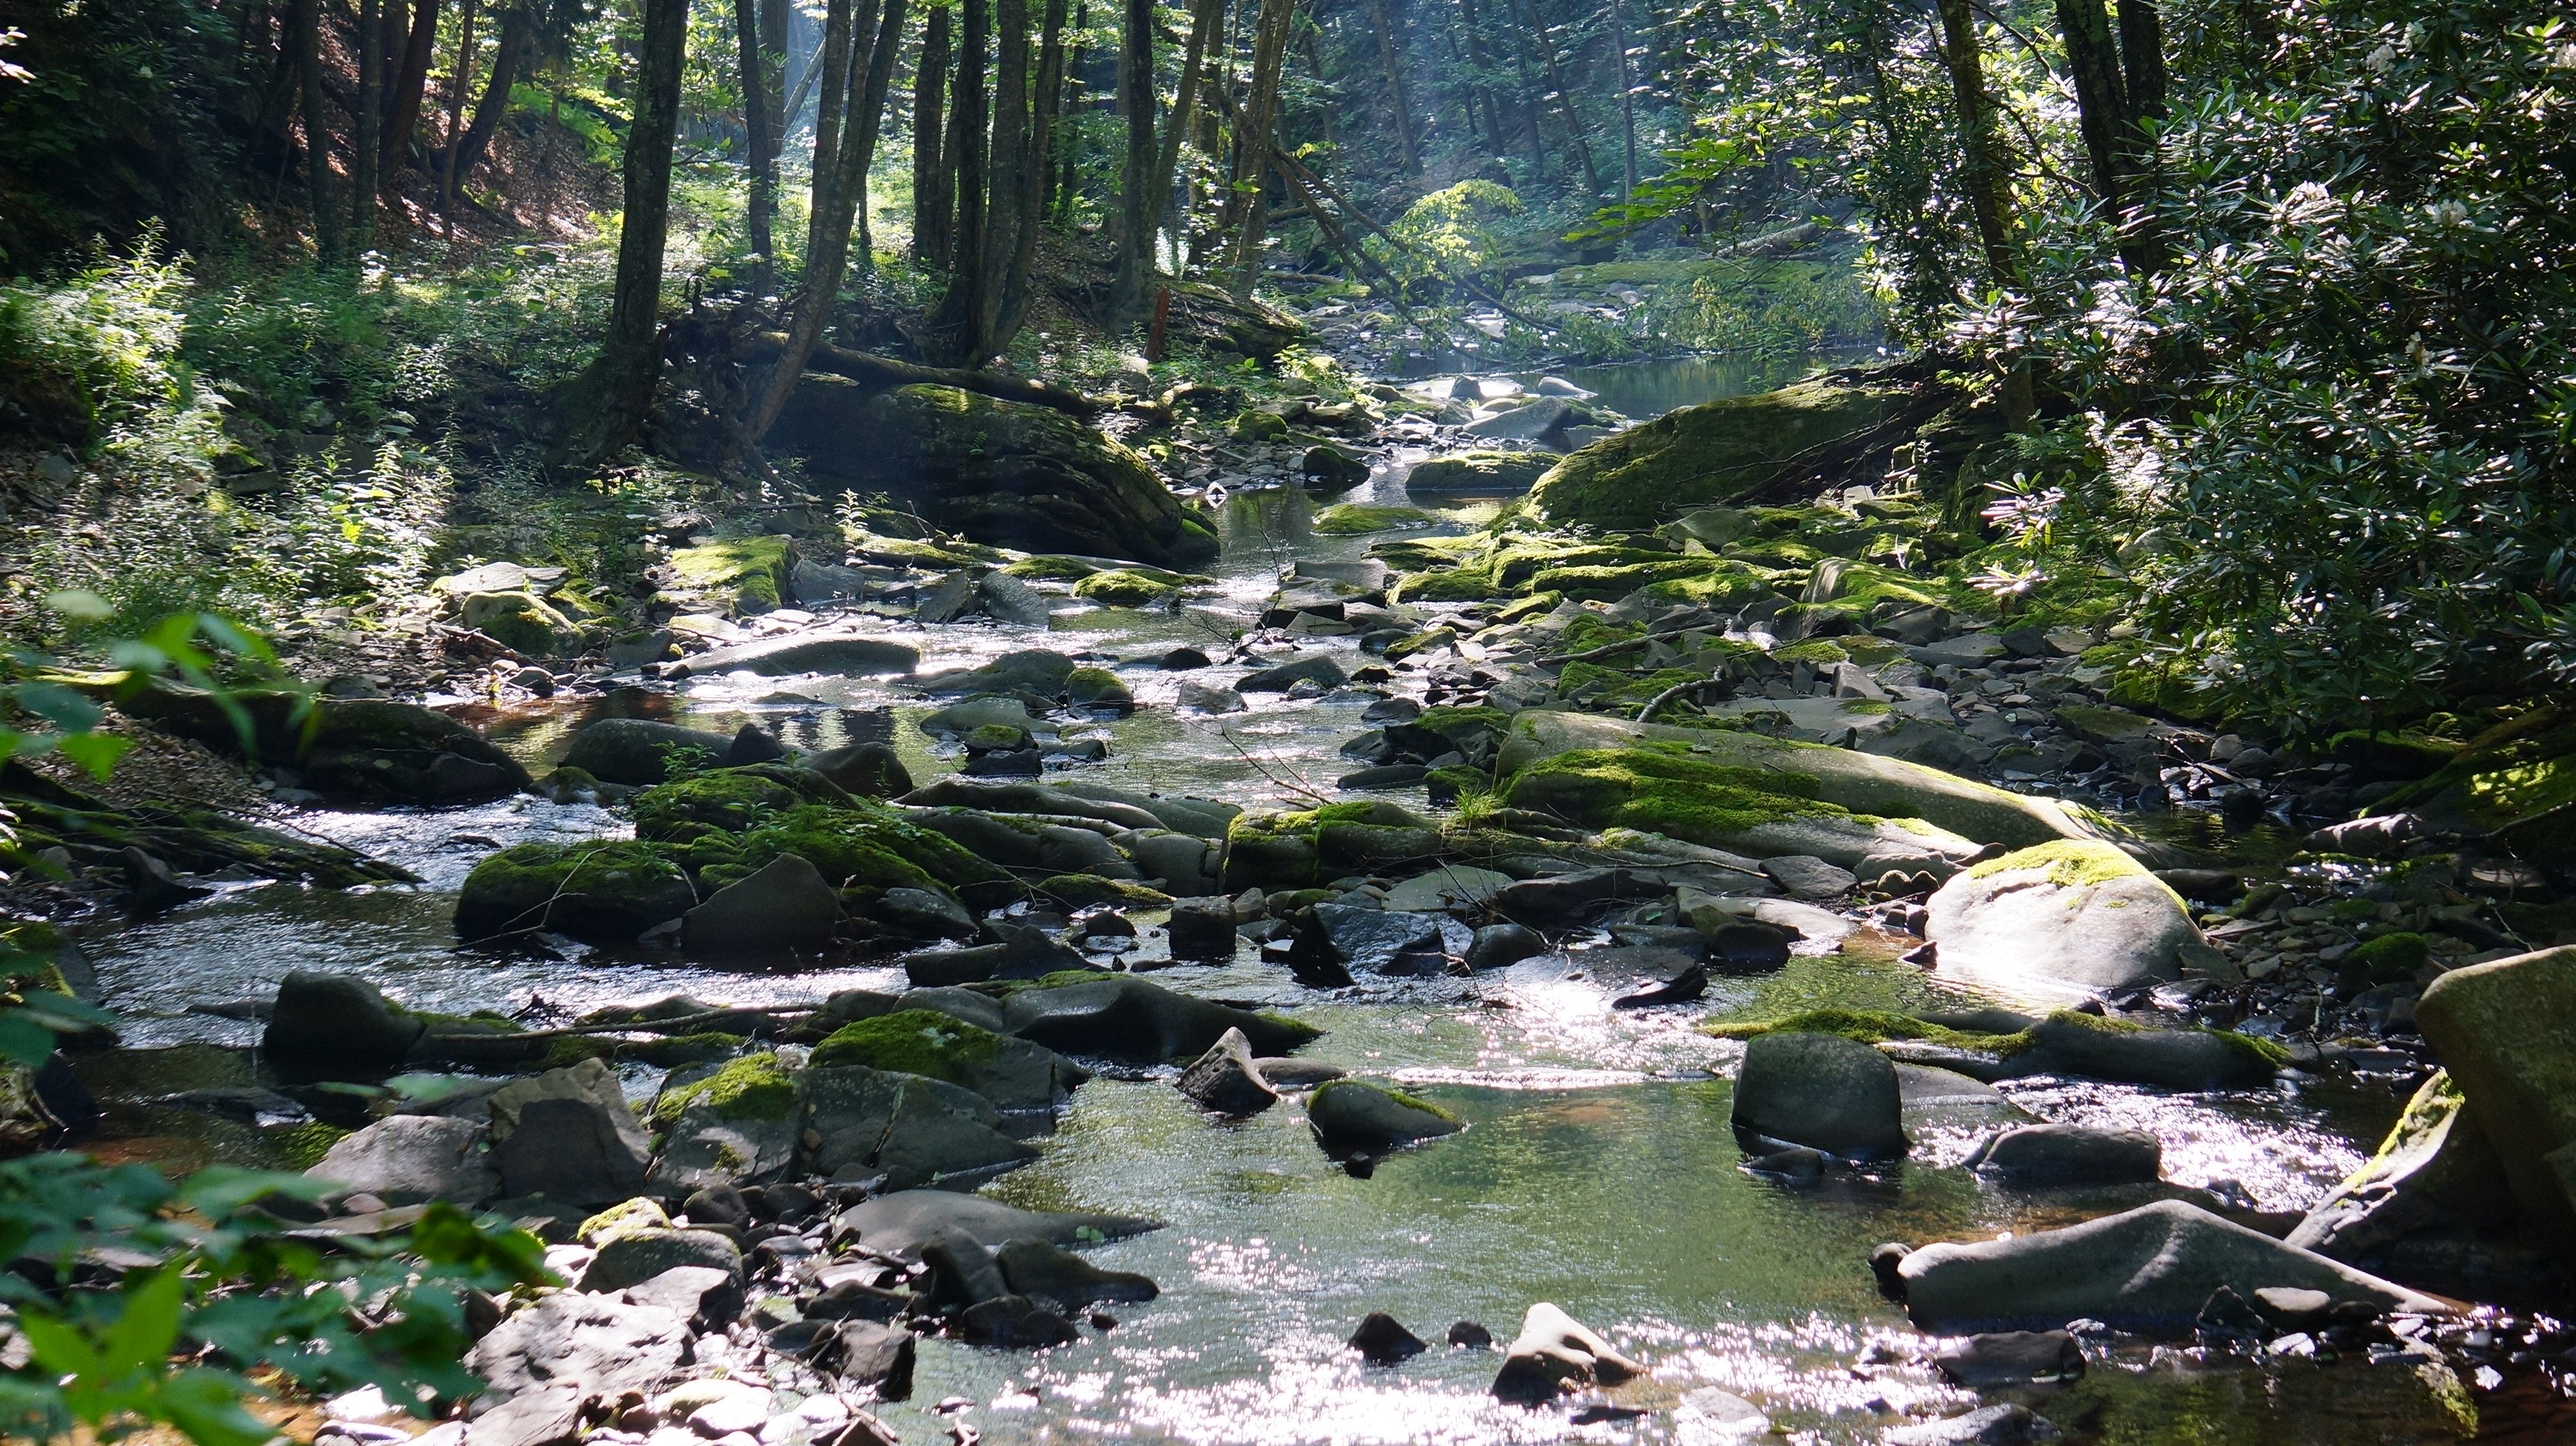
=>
[999,975,1323,1061]
[682,852,840,955]
[2007,1013,2279,1090]
[1732,1031,1906,1161]
[798,1065,1039,1188]
[834,1189,1161,1258]
[1896,1198,2451,1332]
[1965,1124,2162,1186]
[994,1236,1160,1307]
[1237,654,1348,693]
[487,1058,655,1206]
[647,1094,800,1197]
[263,971,426,1073]
[560,718,736,785]
[620,1264,746,1331]
[579,1228,744,1292]
[466,1290,691,1405]
[1923,841,2202,1004]
[306,1114,493,1204]
[2287,1068,2517,1260]
[1307,1079,1462,1149]
[805,741,913,798]
[687,631,918,677]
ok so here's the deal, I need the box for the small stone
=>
[1934,1329,2085,1387]
[1348,1312,1427,1365]
[1446,1320,1494,1349]
[1464,923,1546,971]
[1176,1027,1279,1116]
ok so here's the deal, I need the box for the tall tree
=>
[808,0,859,242]
[451,2,534,182]
[383,0,444,181]
[353,0,384,247]
[1103,0,1157,327]
[1220,0,1295,290]
[438,0,480,224]
[971,0,1032,348]
[993,0,1070,345]
[911,4,954,263]
[1934,0,2031,427]
[1364,0,1418,173]
[1147,0,1226,242]
[291,0,340,261]
[1523,0,1600,195]
[548,0,689,469]
[2055,0,2130,205]
[735,0,779,290]
[919,0,990,357]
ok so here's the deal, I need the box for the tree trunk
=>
[911,3,953,264]
[809,0,858,245]
[438,0,480,226]
[293,0,341,261]
[1365,0,1417,173]
[1934,0,2032,427]
[1609,0,1637,200]
[761,0,791,136]
[1148,0,1223,242]
[550,0,689,471]
[2055,0,2129,207]
[735,0,778,291]
[383,0,444,181]
[1221,0,1294,290]
[2113,0,2166,274]
[973,0,1031,351]
[1104,0,1157,328]
[993,0,1069,348]
[1526,0,1598,194]
[919,0,990,360]
[452,2,531,183]
[1500,0,1547,178]
[353,0,383,247]
[748,0,909,439]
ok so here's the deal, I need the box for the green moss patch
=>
[1315,504,1434,535]
[713,802,1011,899]
[631,766,833,843]
[1500,744,1844,846]
[2343,931,2433,986]
[1040,875,1173,909]
[669,536,793,612]
[1702,1007,2027,1052]
[1073,569,1180,606]
[647,1049,797,1129]
[810,1009,1008,1083]
[1965,839,2151,890]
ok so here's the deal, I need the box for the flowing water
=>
[68,356,2491,1443]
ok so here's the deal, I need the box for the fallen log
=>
[744,332,1107,420]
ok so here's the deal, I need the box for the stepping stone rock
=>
[2413,945,2576,1254]
[994,1236,1160,1307]
[487,1058,654,1207]
[1464,923,1547,971]
[467,1291,691,1405]
[1934,1329,2084,1387]
[1000,974,1322,1061]
[1307,1079,1462,1150]
[1348,1312,1426,1365]
[578,1228,744,1293]
[1237,655,1348,693]
[682,853,839,956]
[1731,1031,1906,1161]
[1175,1027,1279,1115]
[560,718,736,785]
[306,1114,494,1205]
[1923,841,2201,1004]
[264,971,426,1073]
[1489,1302,1643,1403]
[1965,1124,2162,1186]
[1759,854,1858,899]
[1886,1404,2060,1446]
[618,1264,744,1331]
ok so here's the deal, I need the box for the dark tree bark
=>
[1499,0,1547,178]
[353,0,384,247]
[1148,0,1224,240]
[735,0,778,290]
[452,2,532,183]
[848,0,909,264]
[760,0,791,134]
[1525,0,1599,194]
[1935,0,2032,427]
[1221,0,1295,290]
[438,0,480,224]
[920,0,990,359]
[809,0,858,235]
[292,0,341,260]
[383,0,443,180]
[1104,0,1158,328]
[911,3,954,264]
[548,0,689,470]
[2118,0,2166,122]
[1365,0,1418,173]
[993,0,1070,347]
[973,0,1032,349]
[2055,0,2130,205]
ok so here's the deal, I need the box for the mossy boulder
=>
[1529,365,1933,529]
[1923,841,2201,1004]
[1072,570,1178,606]
[809,1009,1083,1113]
[631,766,839,841]
[1314,505,1434,535]
[1404,450,1553,494]
[1500,743,1976,868]
[1307,1080,1462,1149]
[1222,800,1444,891]
[1061,666,1134,710]
[646,1051,800,1192]
[454,840,697,944]
[669,536,794,614]
[2377,706,2576,864]
[1231,409,1291,442]
[797,1063,1038,1188]
[773,381,1218,568]
[560,718,737,786]
[707,802,1017,906]
[459,590,578,654]
[97,684,532,804]
[2414,946,2576,1257]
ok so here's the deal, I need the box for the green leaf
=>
[45,589,112,623]
[153,1369,273,1446]
[0,1011,58,1067]
[15,1309,104,1380]
[181,1165,326,1218]
[53,731,132,780]
[103,1267,187,1374]
[11,683,103,733]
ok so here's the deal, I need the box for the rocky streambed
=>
[23,356,2576,1446]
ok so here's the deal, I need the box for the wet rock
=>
[1612,963,1708,1009]
[647,1056,801,1195]
[1923,842,2202,1004]
[1463,396,1571,441]
[2007,1013,2279,1090]
[799,1064,1039,1188]
[560,718,738,785]
[2253,1286,2334,1330]
[1446,1320,1494,1348]
[1703,920,1796,974]
[1160,647,1213,670]
[1237,655,1348,693]
[2287,1068,2516,1261]
[1307,1079,1462,1149]
[690,631,919,677]
[1732,1032,1906,1161]
[2413,945,2576,1254]
[1177,681,1246,714]
[1895,1198,2448,1332]
[1294,903,1447,977]
[1001,974,1322,1061]
[1464,923,1547,971]
[306,1114,493,1205]
[726,725,785,766]
[1760,854,1858,899]
[121,847,210,913]
[466,1290,691,1405]
[1338,764,1432,791]
[1965,1125,2162,1186]
[1348,1312,1426,1365]
[1870,1242,1911,1300]
[994,1236,1159,1306]
[1175,1027,1278,1115]
[807,742,914,798]
[878,886,980,940]
[1254,1057,1347,1089]
[834,1189,1161,1258]
[957,1294,1082,1347]
[1167,896,1243,959]
[489,1058,655,1206]
[1934,1330,2085,1387]
[621,1264,745,1331]
[806,1278,915,1323]
[979,571,1054,625]
[456,840,697,944]
[579,1228,744,1292]
[263,971,426,1072]
[1403,450,1553,494]
[1489,1302,1644,1403]
[920,1226,1013,1307]
[681,851,838,955]
[775,381,1219,567]
[811,1009,1082,1113]
[812,1319,917,1396]
[1742,1143,1828,1180]
[1884,1404,2061,1446]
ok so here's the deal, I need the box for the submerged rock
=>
[1923,841,2203,1003]
[994,1236,1159,1307]
[1895,1198,2448,1332]
[1307,1079,1462,1149]
[1934,1329,2085,1387]
[1965,1124,2162,1186]
[1731,1031,1906,1161]
[1404,450,1553,494]
[776,381,1219,568]
[687,631,919,677]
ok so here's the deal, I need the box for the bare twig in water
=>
[1220,728,1334,805]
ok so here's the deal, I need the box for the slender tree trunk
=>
[912,4,954,264]
[736,0,778,290]
[1364,0,1418,173]
[551,0,689,470]
[919,0,991,362]
[2113,0,2167,274]
[993,0,1069,348]
[290,0,341,261]
[453,3,530,182]
[849,0,908,266]
[1148,0,1223,242]
[353,0,383,247]
[2055,0,2129,206]
[1935,0,2032,427]
[1046,0,1088,219]
[760,0,791,139]
[809,0,858,247]
[1105,0,1157,327]
[1609,0,1637,200]
[971,0,1031,353]
[1527,0,1598,194]
[1221,0,1294,290]
[384,0,443,180]
[1500,0,1547,177]
[438,0,480,228]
